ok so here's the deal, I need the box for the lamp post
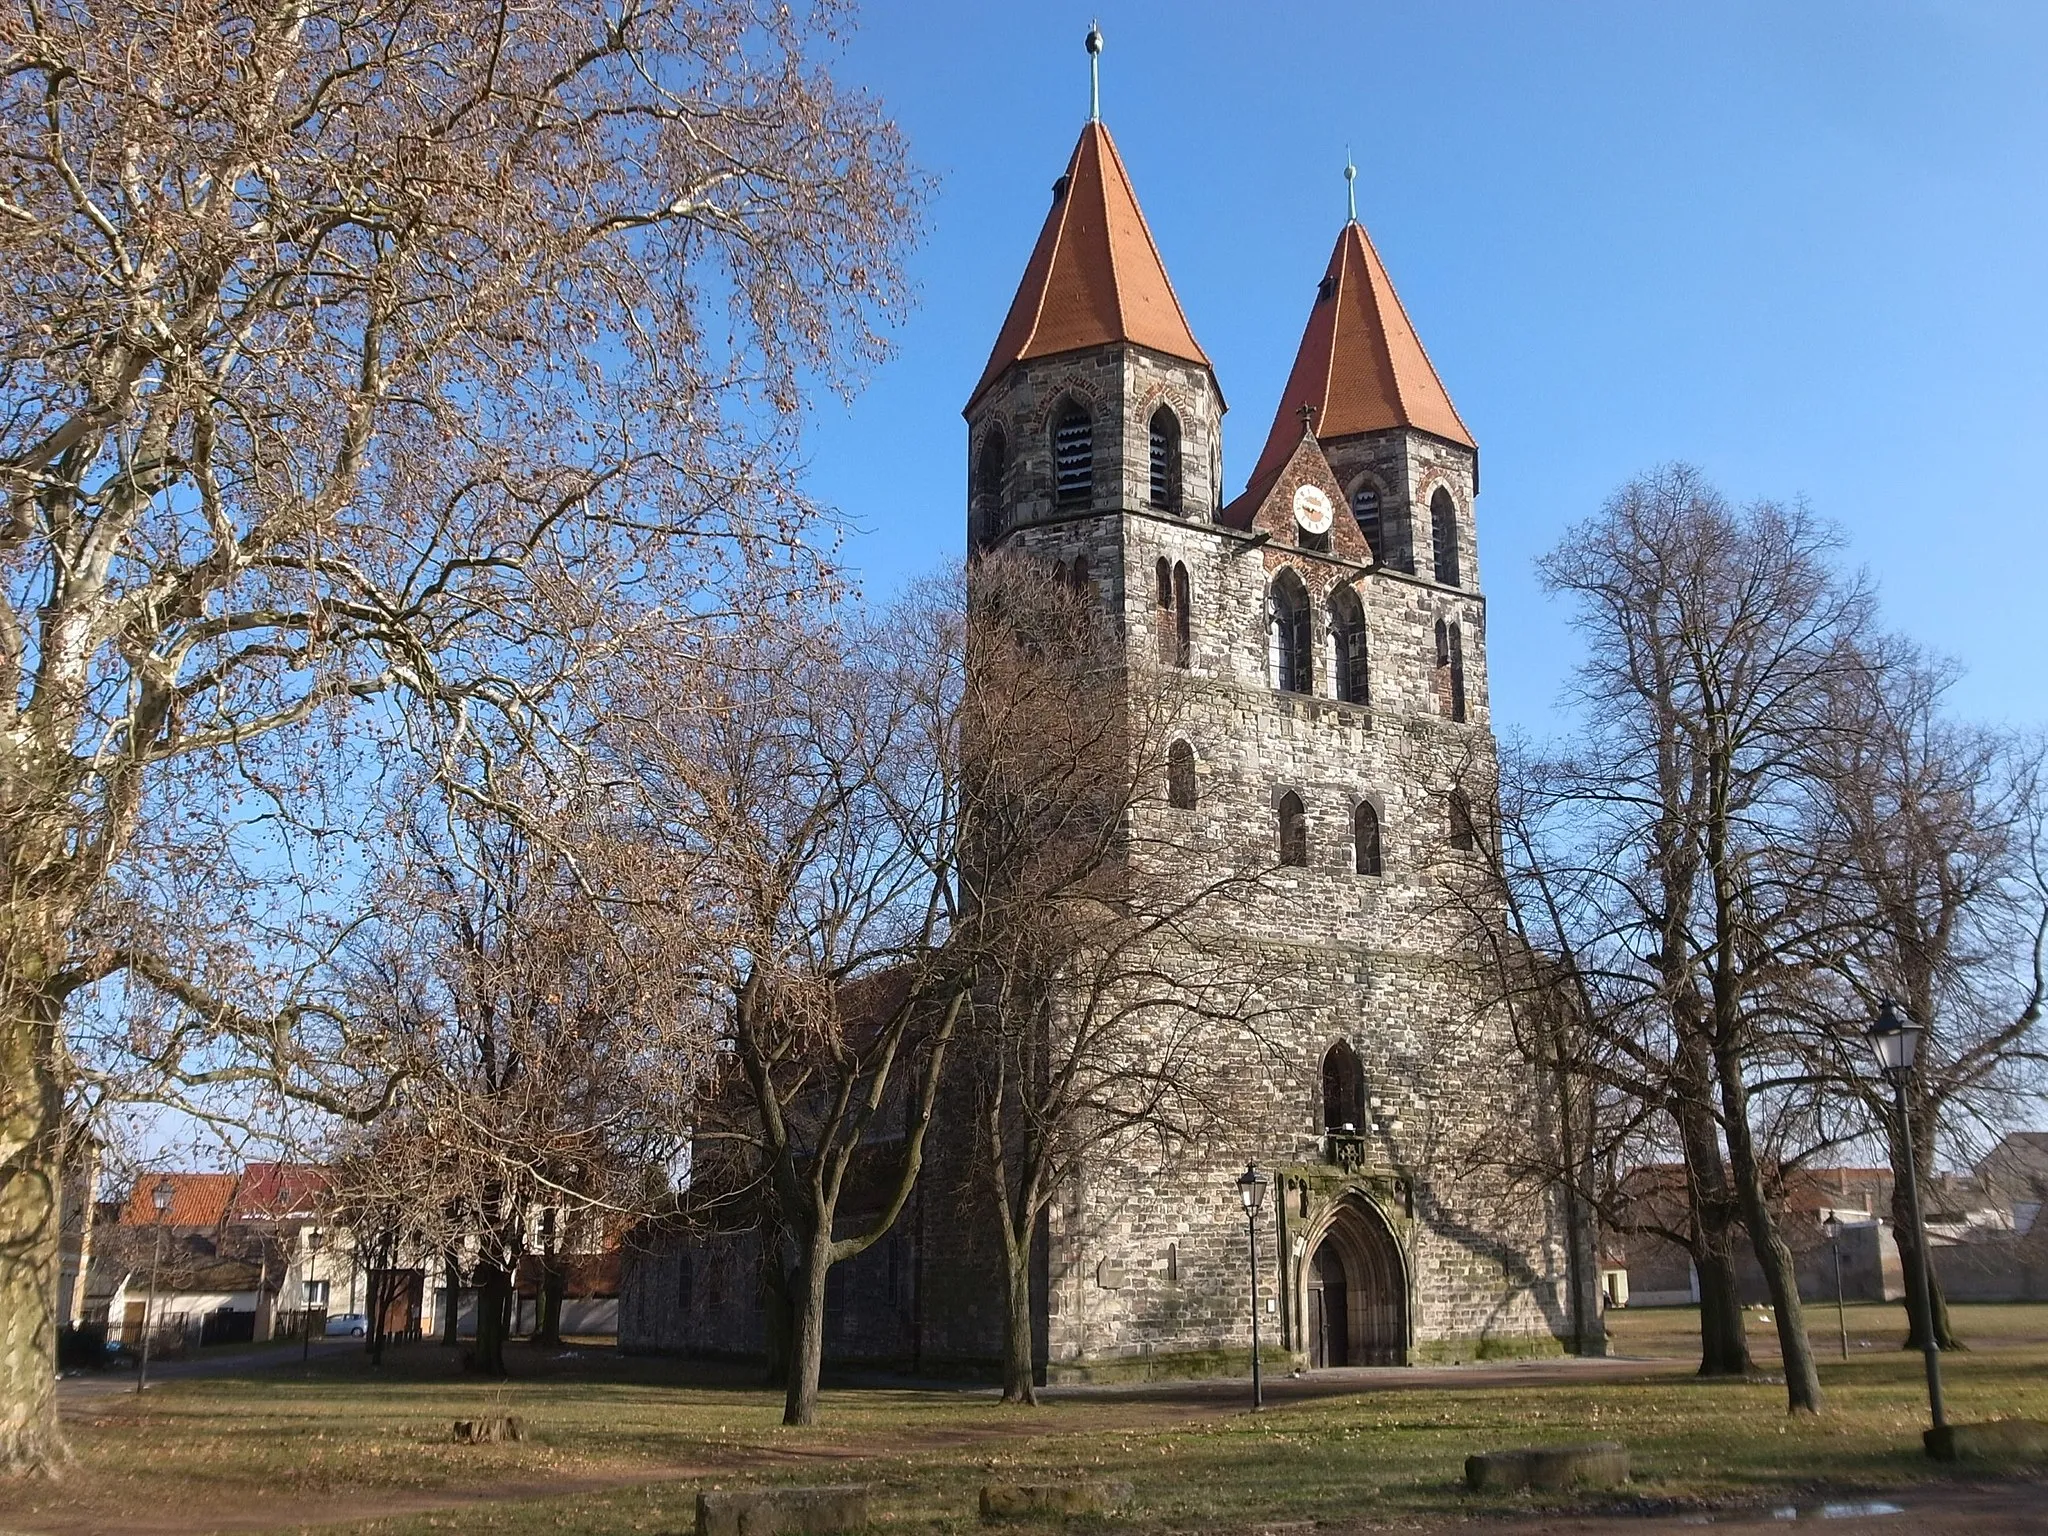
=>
[1866,997,1945,1431]
[1821,1213,1848,1360]
[1236,1164,1269,1411]
[137,1178,174,1395]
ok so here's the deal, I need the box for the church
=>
[620,53,1582,1379]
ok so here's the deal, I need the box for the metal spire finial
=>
[1344,152,1357,224]
[1086,22,1103,123]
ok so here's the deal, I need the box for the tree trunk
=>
[782,1240,832,1427]
[1674,1057,1751,1377]
[1693,1244,1752,1377]
[1717,1054,1825,1413]
[440,1254,462,1347]
[531,1253,564,1346]
[1888,1128,1959,1352]
[0,982,66,1476]
[470,1262,509,1375]
[998,1223,1036,1405]
[760,1248,793,1389]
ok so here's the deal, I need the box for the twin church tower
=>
[621,49,1578,1376]
[950,65,1576,1374]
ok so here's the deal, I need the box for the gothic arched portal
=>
[1305,1196,1407,1368]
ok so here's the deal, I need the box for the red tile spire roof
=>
[967,121,1212,411]
[1249,221,1474,485]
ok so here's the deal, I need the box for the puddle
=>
[1683,1501,1904,1524]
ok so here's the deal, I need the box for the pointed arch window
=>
[1068,553,1091,595]
[1330,586,1369,705]
[1431,489,1462,587]
[1172,561,1190,667]
[1321,1040,1365,1131]
[1271,572,1311,695]
[1449,623,1467,722]
[1167,740,1196,810]
[1354,801,1382,876]
[1448,788,1477,852]
[973,429,1008,545]
[1350,479,1382,559]
[1148,406,1183,515]
[1053,406,1093,506]
[1278,790,1308,868]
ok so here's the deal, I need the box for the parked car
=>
[323,1313,368,1337]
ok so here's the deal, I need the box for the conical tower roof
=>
[1249,221,1473,484]
[966,121,1213,412]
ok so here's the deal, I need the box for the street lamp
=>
[1821,1213,1847,1360]
[1866,996,1945,1431]
[138,1178,175,1395]
[1236,1164,1269,1411]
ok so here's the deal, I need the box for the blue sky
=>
[805,1,2048,742]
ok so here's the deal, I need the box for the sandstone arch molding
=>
[1302,1192,1409,1367]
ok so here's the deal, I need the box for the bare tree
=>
[0,0,916,1469]
[949,555,1274,1404]
[604,592,968,1427]
[332,800,701,1375]
[1510,464,1886,1414]
[1800,643,2048,1349]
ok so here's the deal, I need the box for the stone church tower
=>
[953,110,1575,1375]
[617,81,1583,1380]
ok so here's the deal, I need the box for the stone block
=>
[980,1481,1134,1520]
[1924,1420,2048,1463]
[1464,1442,1627,1493]
[696,1486,870,1536]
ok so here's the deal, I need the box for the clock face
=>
[1293,483,1334,536]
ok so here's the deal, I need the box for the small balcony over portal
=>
[1323,1131,1367,1171]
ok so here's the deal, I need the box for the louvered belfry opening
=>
[1350,482,1382,560]
[1148,406,1182,513]
[973,429,1007,544]
[1053,407,1094,505]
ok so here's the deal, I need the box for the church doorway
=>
[1305,1198,1406,1367]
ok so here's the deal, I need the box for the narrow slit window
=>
[1449,789,1477,852]
[1167,740,1196,810]
[1431,489,1461,587]
[1172,562,1191,668]
[1448,622,1467,722]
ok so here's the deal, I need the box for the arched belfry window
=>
[1167,740,1196,810]
[1148,406,1183,515]
[1330,586,1368,705]
[973,429,1008,545]
[1271,572,1311,695]
[1321,1039,1365,1131]
[1354,801,1382,876]
[1053,405,1093,506]
[1431,489,1462,587]
[1277,790,1308,868]
[1350,478,1382,559]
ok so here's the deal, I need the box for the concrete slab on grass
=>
[696,1485,871,1536]
[1465,1441,1628,1493]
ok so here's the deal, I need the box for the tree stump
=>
[452,1416,525,1444]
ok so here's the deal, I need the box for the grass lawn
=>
[4,1303,2045,1536]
